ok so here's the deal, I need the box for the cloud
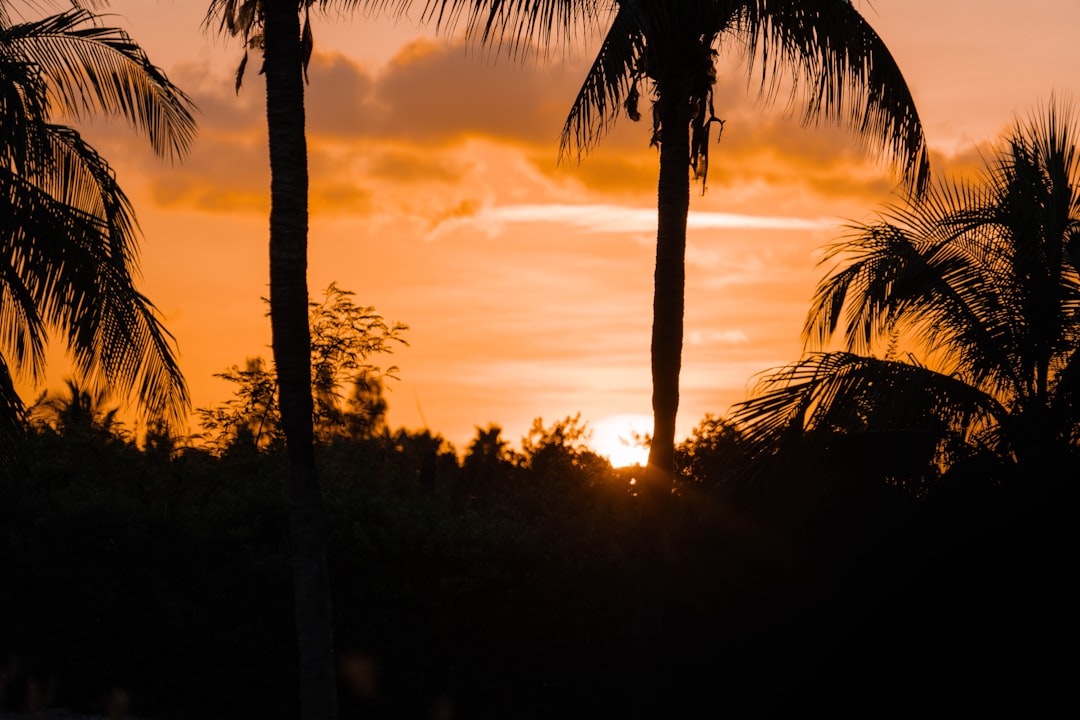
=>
[99,34,956,223]
[364,145,473,184]
[688,329,751,347]
[304,39,585,147]
[147,136,269,212]
[472,203,835,233]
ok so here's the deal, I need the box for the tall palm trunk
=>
[647,98,691,481]
[634,95,691,719]
[262,3,337,719]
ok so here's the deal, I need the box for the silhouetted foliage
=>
[674,412,747,488]
[1,390,1074,719]
[0,0,196,464]
[196,284,406,452]
[30,379,124,442]
[732,99,1080,509]
[519,413,610,480]
[458,424,518,505]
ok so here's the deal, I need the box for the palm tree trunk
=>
[263,3,337,719]
[634,98,690,718]
[647,99,690,479]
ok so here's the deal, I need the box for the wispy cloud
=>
[688,329,751,346]
[480,203,836,233]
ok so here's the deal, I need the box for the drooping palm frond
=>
[0,39,48,173]
[807,99,1080,410]
[804,197,1026,401]
[747,99,1080,490]
[206,1,396,91]
[559,2,643,160]
[555,0,928,194]
[0,123,189,425]
[2,7,196,160]
[730,352,1004,466]
[204,0,261,38]
[736,0,928,195]
[1,3,194,432]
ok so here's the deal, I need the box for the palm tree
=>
[202,3,366,718]
[396,0,929,483]
[565,0,930,484]
[0,1,196,459]
[731,99,1080,499]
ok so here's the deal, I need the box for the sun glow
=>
[592,414,652,468]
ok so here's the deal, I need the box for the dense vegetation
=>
[0,390,1072,719]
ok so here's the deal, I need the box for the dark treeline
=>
[1,401,1072,719]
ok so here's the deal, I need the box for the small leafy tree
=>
[464,424,518,469]
[309,283,406,437]
[197,357,281,452]
[197,284,407,452]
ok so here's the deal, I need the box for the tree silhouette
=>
[196,284,406,452]
[202,4,378,716]
[732,98,1080,497]
[0,1,196,456]
[309,283,407,438]
[30,378,122,439]
[394,0,929,481]
[556,0,929,486]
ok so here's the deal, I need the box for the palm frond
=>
[731,352,1003,465]
[6,7,196,159]
[1049,344,1080,443]
[204,0,261,39]
[0,163,68,378]
[739,0,929,196]
[777,98,1080,484]
[1,24,51,174]
[559,3,643,160]
[804,185,1029,400]
[0,124,189,426]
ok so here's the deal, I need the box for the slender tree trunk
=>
[634,98,690,719]
[647,103,690,481]
[263,4,337,719]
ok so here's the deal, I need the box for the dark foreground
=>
[1,431,1074,719]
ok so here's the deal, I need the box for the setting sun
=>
[592,414,652,468]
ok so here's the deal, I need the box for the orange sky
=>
[23,0,1080,462]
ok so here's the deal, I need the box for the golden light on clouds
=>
[21,0,1080,454]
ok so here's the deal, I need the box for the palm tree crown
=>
[560,1,928,183]
[732,99,1080,491]
[0,1,197,438]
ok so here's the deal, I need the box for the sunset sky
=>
[23,0,1080,462]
